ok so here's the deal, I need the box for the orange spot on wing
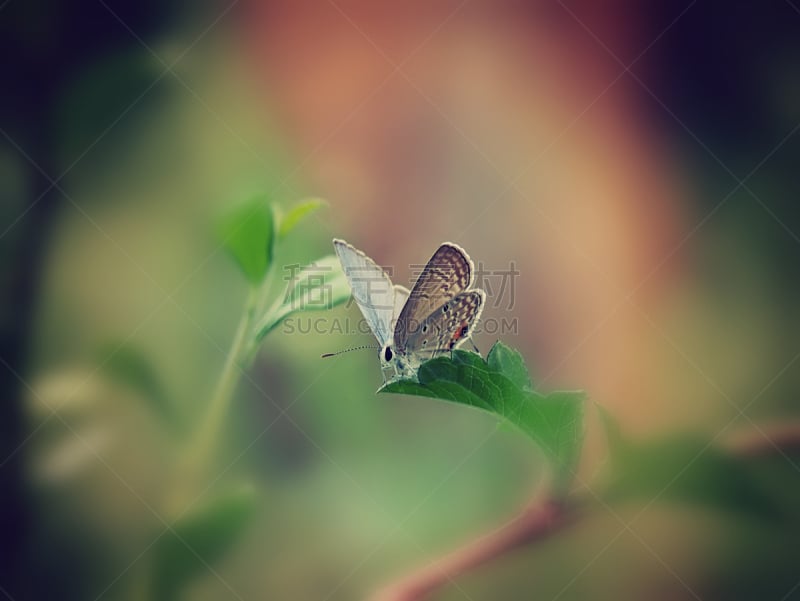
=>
[452,320,469,342]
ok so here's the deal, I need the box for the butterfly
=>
[332,238,486,379]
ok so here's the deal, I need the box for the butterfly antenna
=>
[321,344,379,358]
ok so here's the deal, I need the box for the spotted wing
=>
[403,290,486,359]
[333,239,396,346]
[395,243,474,352]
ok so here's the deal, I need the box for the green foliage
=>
[597,410,782,521]
[206,193,355,361]
[277,198,327,239]
[380,342,585,497]
[253,254,351,341]
[215,195,348,347]
[92,194,341,599]
[486,342,531,389]
[216,197,275,285]
[152,485,258,601]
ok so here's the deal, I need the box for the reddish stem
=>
[370,422,800,601]
[370,498,576,601]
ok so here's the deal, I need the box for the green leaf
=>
[216,197,275,284]
[487,342,531,389]
[603,434,782,521]
[98,344,180,431]
[380,342,585,496]
[253,254,351,341]
[516,390,586,494]
[152,484,258,601]
[277,198,327,239]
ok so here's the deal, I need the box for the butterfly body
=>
[333,238,486,379]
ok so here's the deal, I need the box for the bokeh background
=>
[2,1,799,599]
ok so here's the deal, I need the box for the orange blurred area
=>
[237,0,772,439]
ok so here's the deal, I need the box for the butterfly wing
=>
[333,239,395,346]
[395,243,474,352]
[403,290,486,359]
[393,285,410,323]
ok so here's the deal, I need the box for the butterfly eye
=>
[384,347,393,361]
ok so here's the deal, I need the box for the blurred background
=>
[2,0,799,599]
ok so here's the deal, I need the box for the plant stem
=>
[371,498,577,601]
[167,288,258,514]
[725,421,800,456]
[370,423,800,601]
[195,289,256,459]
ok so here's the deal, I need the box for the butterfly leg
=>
[382,363,397,384]
[381,362,399,383]
[469,339,481,355]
